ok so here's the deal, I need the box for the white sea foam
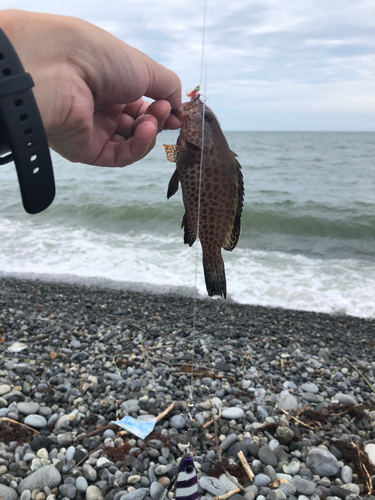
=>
[1,217,374,318]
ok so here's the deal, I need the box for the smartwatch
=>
[0,27,55,214]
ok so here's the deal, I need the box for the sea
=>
[1,131,374,319]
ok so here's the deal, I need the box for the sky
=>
[2,0,375,131]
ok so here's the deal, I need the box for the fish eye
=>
[204,110,213,122]
[185,466,194,473]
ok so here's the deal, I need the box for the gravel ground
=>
[0,276,375,500]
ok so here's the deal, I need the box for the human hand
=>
[1,9,182,167]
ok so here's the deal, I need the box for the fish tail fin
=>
[202,250,227,299]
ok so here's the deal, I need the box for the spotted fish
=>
[164,88,244,298]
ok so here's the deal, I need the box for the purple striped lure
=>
[158,455,198,500]
[175,456,198,500]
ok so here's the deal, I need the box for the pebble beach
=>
[1,276,375,500]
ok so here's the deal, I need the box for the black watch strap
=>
[0,28,55,214]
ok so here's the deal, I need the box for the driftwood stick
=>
[76,423,118,442]
[130,322,146,333]
[213,488,241,500]
[0,417,40,436]
[202,419,214,429]
[276,405,316,430]
[237,450,255,482]
[343,357,375,393]
[223,470,244,491]
[156,401,177,421]
[73,442,106,470]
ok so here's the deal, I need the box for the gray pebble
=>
[56,432,72,447]
[0,484,18,500]
[300,383,319,393]
[15,363,32,374]
[275,426,294,445]
[119,487,148,500]
[334,393,357,405]
[154,465,168,475]
[170,415,186,429]
[38,406,52,417]
[293,476,316,495]
[18,465,61,494]
[283,461,300,475]
[86,485,104,500]
[103,429,116,439]
[220,433,238,452]
[199,476,226,496]
[258,446,278,467]
[276,391,299,411]
[17,402,40,415]
[253,474,272,488]
[340,483,360,495]
[264,465,277,482]
[24,415,47,429]
[75,476,88,493]
[150,482,165,500]
[65,445,76,462]
[306,448,339,477]
[59,484,76,499]
[221,407,245,420]
[82,463,97,481]
[278,481,296,496]
[128,474,141,484]
[148,466,157,484]
[341,465,353,484]
[219,473,239,493]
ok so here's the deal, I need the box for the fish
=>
[163,87,244,298]
[174,456,198,500]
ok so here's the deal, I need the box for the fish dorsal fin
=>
[167,169,179,199]
[223,151,244,252]
[163,144,192,164]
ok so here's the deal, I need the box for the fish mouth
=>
[185,141,201,153]
[178,137,201,154]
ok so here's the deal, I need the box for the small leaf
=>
[49,350,57,359]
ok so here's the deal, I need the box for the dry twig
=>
[237,450,254,482]
[202,419,214,429]
[276,405,315,430]
[343,357,375,393]
[222,470,244,491]
[0,417,40,435]
[156,401,177,421]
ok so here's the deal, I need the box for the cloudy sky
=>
[3,0,374,131]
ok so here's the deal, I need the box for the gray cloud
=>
[2,0,374,130]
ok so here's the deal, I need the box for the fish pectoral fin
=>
[223,151,245,251]
[167,169,179,199]
[181,213,197,247]
[163,144,191,163]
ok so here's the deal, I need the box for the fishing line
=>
[188,0,208,441]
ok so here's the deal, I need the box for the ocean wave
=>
[0,218,374,318]
[242,204,375,240]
